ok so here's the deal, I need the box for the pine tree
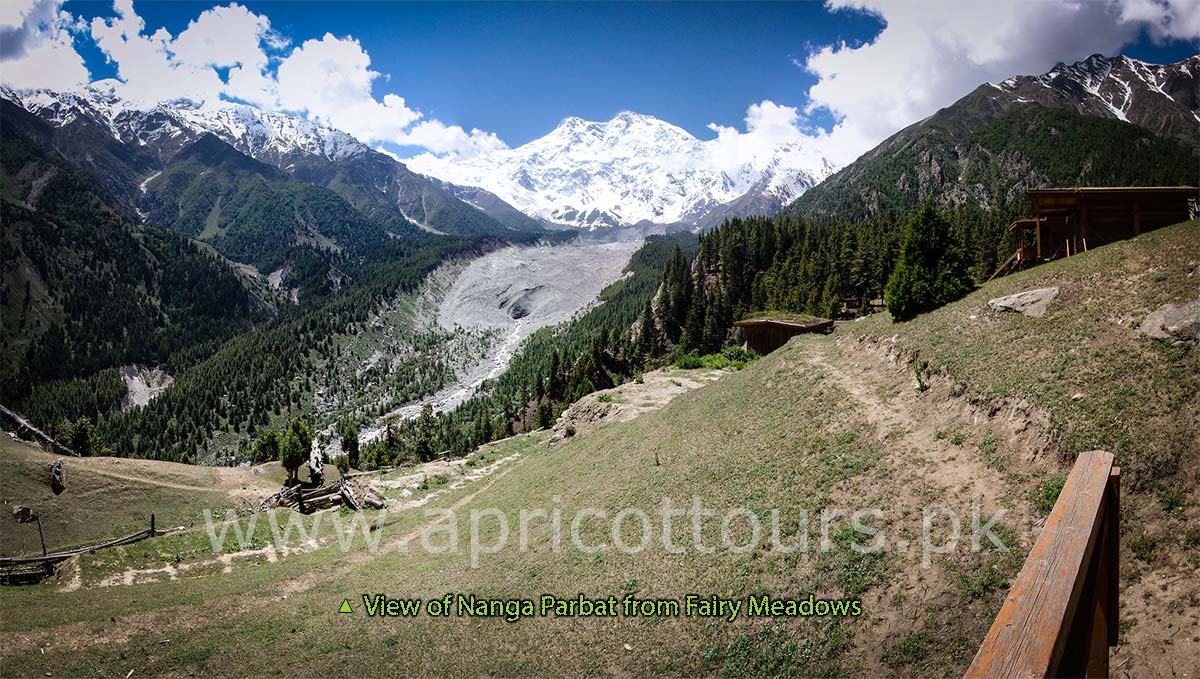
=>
[884,204,973,321]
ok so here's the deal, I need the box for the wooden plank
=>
[965,450,1115,678]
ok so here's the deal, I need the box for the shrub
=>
[279,418,313,485]
[1158,487,1187,513]
[251,429,280,465]
[675,354,704,369]
[722,346,754,363]
[1129,532,1159,561]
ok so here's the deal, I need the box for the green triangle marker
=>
[338,599,353,614]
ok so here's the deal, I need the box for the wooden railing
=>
[966,450,1120,678]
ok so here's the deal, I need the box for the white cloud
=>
[1120,0,1200,42]
[801,0,1200,165]
[274,33,422,140]
[0,0,88,89]
[394,119,509,158]
[705,100,815,170]
[169,3,283,108]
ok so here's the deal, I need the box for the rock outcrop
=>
[1140,299,1200,346]
[988,287,1060,318]
[49,460,66,495]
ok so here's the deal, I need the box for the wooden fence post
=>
[37,515,47,557]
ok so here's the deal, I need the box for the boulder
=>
[988,287,1060,318]
[1139,299,1200,347]
[49,460,66,495]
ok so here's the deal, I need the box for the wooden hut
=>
[732,317,833,356]
[991,186,1197,280]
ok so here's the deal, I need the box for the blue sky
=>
[63,1,887,143]
[4,1,1198,164]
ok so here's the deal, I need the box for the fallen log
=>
[0,404,77,456]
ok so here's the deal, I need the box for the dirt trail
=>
[551,367,728,442]
[803,340,1008,500]
[84,467,218,492]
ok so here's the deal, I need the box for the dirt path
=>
[84,467,219,492]
[799,336,1036,673]
[551,367,729,441]
[803,339,1008,500]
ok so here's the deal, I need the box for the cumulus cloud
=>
[275,33,421,140]
[1,0,506,158]
[705,101,813,167]
[0,0,88,89]
[169,3,284,108]
[800,0,1200,165]
[1119,0,1200,42]
[89,0,227,104]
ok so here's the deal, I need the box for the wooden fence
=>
[0,514,170,584]
[966,450,1120,678]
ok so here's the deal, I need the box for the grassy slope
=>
[0,438,291,556]
[848,220,1200,674]
[853,220,1200,491]
[0,222,1196,677]
[0,351,1030,678]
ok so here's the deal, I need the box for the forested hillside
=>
[0,114,553,463]
[100,233,488,463]
[0,130,264,434]
[141,134,405,294]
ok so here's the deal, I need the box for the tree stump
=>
[49,461,66,495]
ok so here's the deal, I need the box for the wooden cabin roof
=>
[1028,186,1197,212]
[1008,218,1040,231]
[732,318,834,332]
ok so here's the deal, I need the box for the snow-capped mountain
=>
[408,111,837,230]
[991,54,1199,145]
[2,81,370,164]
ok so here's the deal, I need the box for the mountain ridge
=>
[0,84,543,239]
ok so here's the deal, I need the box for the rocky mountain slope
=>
[409,111,835,230]
[785,54,1199,223]
[994,54,1199,144]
